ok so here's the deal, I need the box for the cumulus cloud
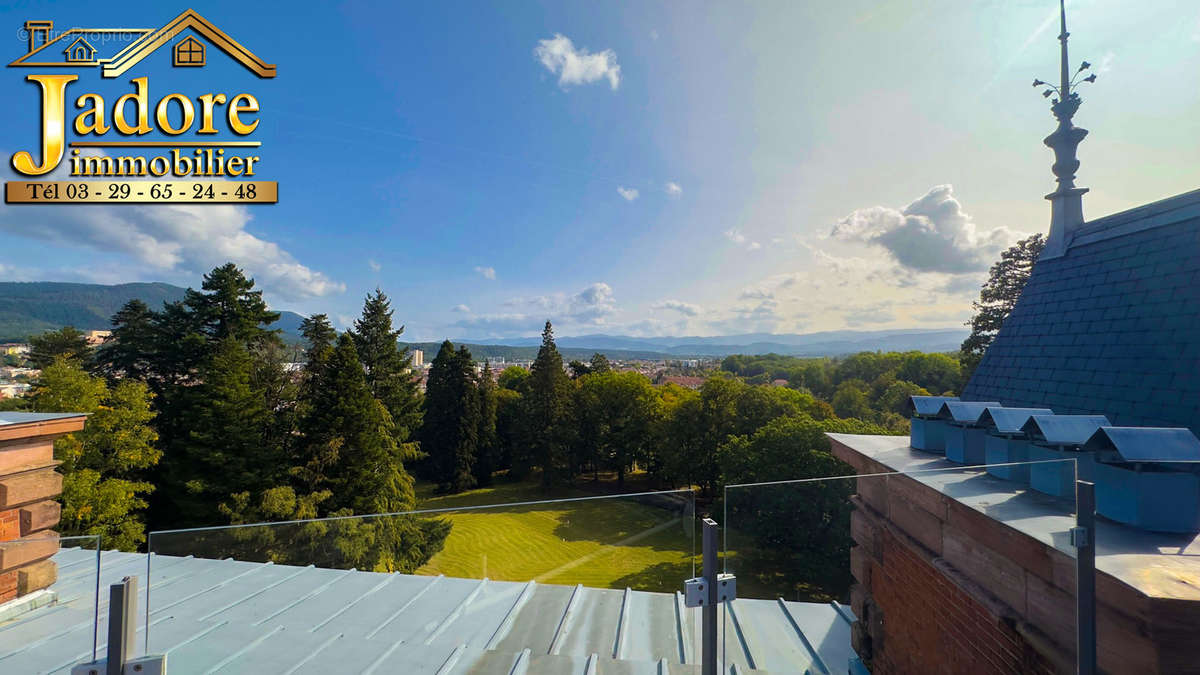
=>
[0,201,342,301]
[830,185,1013,274]
[725,228,761,251]
[535,34,621,90]
[368,259,381,273]
[665,182,683,196]
[652,299,702,316]
[739,272,801,300]
[453,282,618,337]
[617,186,639,201]
[0,149,341,301]
[474,266,496,280]
[452,304,471,313]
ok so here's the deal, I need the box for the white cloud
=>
[665,182,683,197]
[368,259,381,273]
[617,186,639,201]
[739,272,801,300]
[453,281,618,337]
[534,34,621,90]
[724,228,761,251]
[830,184,1015,274]
[1096,50,1115,75]
[650,29,659,41]
[0,149,341,301]
[652,299,702,316]
[452,304,471,313]
[474,266,497,280]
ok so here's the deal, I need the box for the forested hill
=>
[0,281,306,341]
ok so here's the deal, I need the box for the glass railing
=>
[143,488,698,669]
[722,459,1080,673]
[0,534,102,673]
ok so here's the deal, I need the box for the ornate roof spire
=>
[1034,0,1098,258]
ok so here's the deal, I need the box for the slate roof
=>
[963,188,1200,435]
[0,548,856,674]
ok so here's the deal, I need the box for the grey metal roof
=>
[0,548,855,674]
[935,401,1000,424]
[1082,427,1200,463]
[1021,415,1112,447]
[963,189,1200,435]
[905,395,959,418]
[0,412,86,426]
[976,407,1054,435]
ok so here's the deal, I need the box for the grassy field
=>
[412,476,698,593]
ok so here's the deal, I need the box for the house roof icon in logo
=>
[9,9,275,78]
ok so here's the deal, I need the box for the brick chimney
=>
[0,413,85,604]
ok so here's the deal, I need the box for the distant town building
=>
[0,343,29,356]
[410,349,424,367]
[0,383,31,398]
[660,375,706,390]
[84,330,111,346]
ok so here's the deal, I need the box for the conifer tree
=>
[351,289,422,443]
[168,337,274,526]
[961,233,1045,376]
[28,326,91,369]
[95,300,156,382]
[526,321,573,489]
[474,361,499,486]
[421,341,480,493]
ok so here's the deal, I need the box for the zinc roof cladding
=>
[976,407,1055,435]
[3,548,855,675]
[0,412,86,426]
[1082,426,1200,463]
[905,395,959,418]
[963,189,1200,436]
[1021,414,1112,446]
[936,401,1001,424]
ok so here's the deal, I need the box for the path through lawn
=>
[413,478,698,593]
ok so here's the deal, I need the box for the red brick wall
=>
[857,524,1052,674]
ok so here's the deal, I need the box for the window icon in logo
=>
[174,36,205,67]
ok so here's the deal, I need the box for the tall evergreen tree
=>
[28,326,91,369]
[350,289,421,443]
[525,321,573,489]
[94,300,156,381]
[184,263,281,346]
[960,233,1045,376]
[474,362,499,486]
[167,337,275,526]
[421,341,480,493]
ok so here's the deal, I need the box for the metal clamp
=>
[683,573,736,607]
[1070,525,1089,548]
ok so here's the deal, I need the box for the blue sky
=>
[1,1,1199,341]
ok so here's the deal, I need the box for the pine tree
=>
[95,300,156,382]
[168,337,274,526]
[34,357,160,550]
[184,263,281,346]
[526,321,573,489]
[474,362,499,486]
[961,233,1045,376]
[421,341,480,493]
[350,289,422,443]
[28,326,91,369]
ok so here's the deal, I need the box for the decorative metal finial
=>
[1031,0,1097,117]
[1035,0,1097,259]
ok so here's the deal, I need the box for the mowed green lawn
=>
[413,478,698,593]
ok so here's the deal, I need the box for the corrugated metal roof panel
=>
[1022,415,1112,446]
[977,407,1055,435]
[1083,427,1200,463]
[905,396,959,418]
[936,401,1001,424]
[2,549,852,674]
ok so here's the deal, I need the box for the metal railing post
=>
[107,577,137,675]
[702,517,718,675]
[1075,480,1096,675]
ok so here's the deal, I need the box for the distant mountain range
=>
[454,328,969,358]
[0,281,967,358]
[0,282,307,341]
